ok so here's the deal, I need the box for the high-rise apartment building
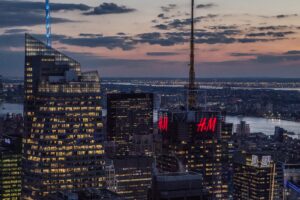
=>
[22,34,105,198]
[107,93,154,156]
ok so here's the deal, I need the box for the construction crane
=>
[45,0,51,47]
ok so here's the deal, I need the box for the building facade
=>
[107,93,154,156]
[158,109,229,200]
[22,34,105,198]
[0,134,22,200]
[233,152,284,200]
[149,171,209,200]
[112,156,153,200]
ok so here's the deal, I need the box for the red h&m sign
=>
[158,116,168,132]
[197,117,217,133]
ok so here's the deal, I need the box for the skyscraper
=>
[158,110,229,199]
[233,152,283,200]
[107,93,154,156]
[22,34,105,198]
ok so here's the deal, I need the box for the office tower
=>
[221,122,234,194]
[0,134,22,200]
[233,152,284,200]
[107,93,154,156]
[149,171,209,200]
[111,156,153,199]
[235,121,250,136]
[158,110,228,199]
[22,34,105,198]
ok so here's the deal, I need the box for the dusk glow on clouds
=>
[1,0,300,77]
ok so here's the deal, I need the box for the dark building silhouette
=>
[22,34,105,198]
[107,93,154,156]
[148,171,209,200]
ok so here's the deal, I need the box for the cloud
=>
[230,53,261,57]
[276,14,298,19]
[58,34,136,50]
[157,13,169,19]
[209,25,238,30]
[4,29,29,34]
[153,15,218,30]
[136,32,184,46]
[284,50,300,55]
[154,24,169,30]
[0,0,85,28]
[161,4,177,12]
[196,3,216,9]
[146,52,180,56]
[85,3,135,15]
[246,31,295,38]
[256,26,289,31]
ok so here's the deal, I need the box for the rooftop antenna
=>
[187,0,197,110]
[45,0,51,47]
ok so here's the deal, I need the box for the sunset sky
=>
[1,0,300,78]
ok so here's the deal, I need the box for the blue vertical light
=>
[45,0,51,47]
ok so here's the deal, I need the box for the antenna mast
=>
[45,0,51,47]
[188,0,197,110]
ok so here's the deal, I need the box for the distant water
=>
[226,116,300,137]
[2,105,299,137]
[0,103,23,115]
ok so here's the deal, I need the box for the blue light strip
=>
[45,0,51,47]
[287,181,300,194]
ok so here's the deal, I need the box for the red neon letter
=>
[159,116,168,132]
[207,117,217,132]
[197,117,217,133]
[197,118,207,132]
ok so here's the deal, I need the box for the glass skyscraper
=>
[22,34,105,198]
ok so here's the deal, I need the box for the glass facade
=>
[107,93,154,156]
[0,153,22,200]
[22,34,105,198]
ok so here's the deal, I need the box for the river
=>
[0,102,23,115]
[226,116,300,137]
[1,103,299,137]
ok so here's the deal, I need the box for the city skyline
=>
[1,0,300,78]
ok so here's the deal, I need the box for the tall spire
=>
[45,0,51,47]
[188,0,197,110]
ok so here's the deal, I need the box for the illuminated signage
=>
[251,155,259,167]
[158,116,168,132]
[197,117,217,133]
[261,156,271,167]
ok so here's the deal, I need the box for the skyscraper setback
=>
[22,34,105,198]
